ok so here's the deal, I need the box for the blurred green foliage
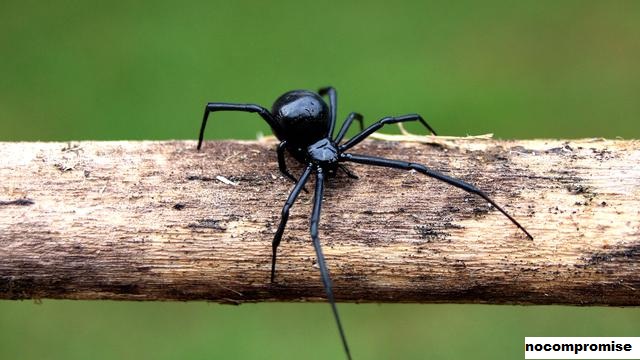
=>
[1,0,638,359]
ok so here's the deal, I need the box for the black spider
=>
[197,87,533,360]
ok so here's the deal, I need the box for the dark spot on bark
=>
[173,203,186,210]
[544,144,574,154]
[566,184,590,195]
[0,198,34,206]
[566,184,597,204]
[188,218,226,230]
[581,244,640,267]
[472,206,490,216]
[548,206,565,215]
[590,147,614,161]
[227,174,270,184]
[415,224,450,241]
[444,205,461,213]
[443,222,463,229]
[546,147,564,154]
[510,146,535,154]
[55,163,74,172]
[186,175,215,181]
[0,276,34,299]
[61,143,82,153]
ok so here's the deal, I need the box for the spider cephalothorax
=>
[197,87,533,360]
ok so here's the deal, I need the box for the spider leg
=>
[197,103,278,150]
[340,114,437,152]
[271,165,313,283]
[277,141,309,193]
[334,112,364,144]
[318,87,338,139]
[338,164,359,179]
[341,153,533,240]
[311,166,352,360]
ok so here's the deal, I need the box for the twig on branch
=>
[0,138,638,305]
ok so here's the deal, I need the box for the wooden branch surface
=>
[1,138,639,305]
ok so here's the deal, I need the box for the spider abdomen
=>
[271,90,330,146]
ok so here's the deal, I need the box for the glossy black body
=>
[272,90,330,146]
[270,90,342,172]
[196,87,533,360]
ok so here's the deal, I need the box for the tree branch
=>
[1,138,638,305]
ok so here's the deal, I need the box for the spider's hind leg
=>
[340,114,437,151]
[340,153,533,240]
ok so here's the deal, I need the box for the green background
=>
[1,0,639,359]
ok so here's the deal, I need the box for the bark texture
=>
[0,138,638,305]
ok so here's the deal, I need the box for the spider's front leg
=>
[270,165,313,283]
[310,166,351,360]
[277,141,299,182]
[340,114,437,151]
[340,153,533,240]
[197,103,278,150]
[277,141,309,192]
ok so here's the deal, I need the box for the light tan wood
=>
[0,138,638,305]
